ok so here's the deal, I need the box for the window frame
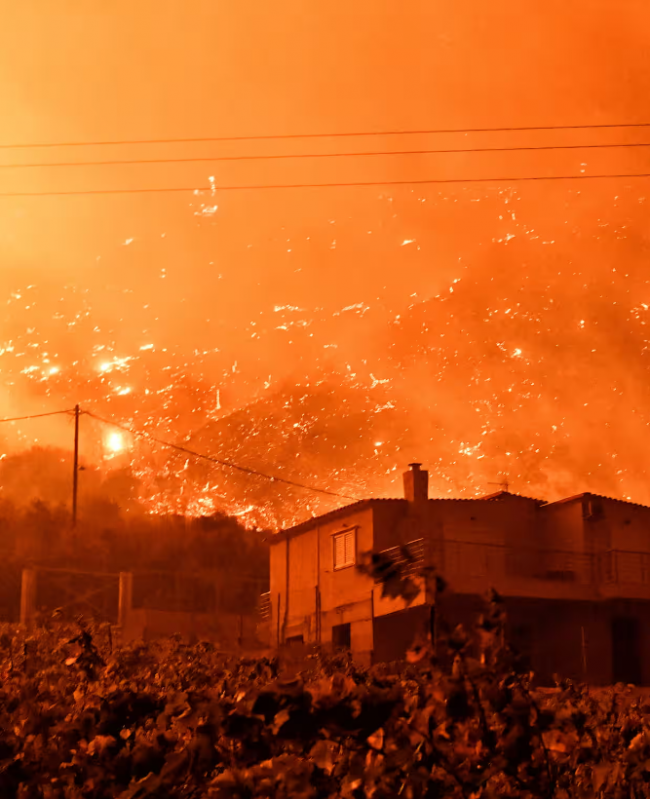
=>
[332,527,357,571]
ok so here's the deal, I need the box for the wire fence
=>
[6,544,650,628]
[132,570,269,615]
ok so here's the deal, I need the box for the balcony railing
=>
[379,540,650,590]
[258,591,271,621]
[381,539,426,578]
[437,540,597,585]
[604,551,650,585]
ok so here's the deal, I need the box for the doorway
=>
[612,616,642,685]
[332,622,351,650]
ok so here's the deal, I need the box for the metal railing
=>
[381,539,426,578]
[436,540,597,585]
[258,591,271,621]
[604,551,650,585]
[384,541,650,589]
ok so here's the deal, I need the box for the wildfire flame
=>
[1,184,648,528]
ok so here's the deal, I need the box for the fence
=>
[15,567,268,639]
[0,562,23,623]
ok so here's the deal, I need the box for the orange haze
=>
[0,2,649,527]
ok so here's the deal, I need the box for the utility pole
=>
[72,404,80,527]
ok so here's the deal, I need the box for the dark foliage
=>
[0,581,648,799]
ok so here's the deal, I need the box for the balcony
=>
[392,540,650,601]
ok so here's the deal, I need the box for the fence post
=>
[118,572,133,633]
[20,569,37,627]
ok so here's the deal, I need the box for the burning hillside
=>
[1,182,649,527]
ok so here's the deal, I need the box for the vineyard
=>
[2,604,650,799]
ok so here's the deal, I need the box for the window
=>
[332,622,351,650]
[333,529,356,569]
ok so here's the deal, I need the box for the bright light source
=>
[49,366,59,375]
[107,432,124,453]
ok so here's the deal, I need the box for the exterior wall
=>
[434,496,540,549]
[429,497,540,587]
[540,499,585,552]
[269,537,287,646]
[437,593,650,686]
[589,499,650,587]
[270,506,376,657]
[604,501,650,552]
[318,507,375,660]
[123,608,261,648]
[371,500,411,550]
[372,605,431,663]
[284,528,319,641]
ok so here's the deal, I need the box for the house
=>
[265,464,650,685]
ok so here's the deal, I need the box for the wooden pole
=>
[118,572,133,634]
[72,404,80,527]
[20,569,37,627]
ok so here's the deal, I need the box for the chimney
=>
[403,463,429,503]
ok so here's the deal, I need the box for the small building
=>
[266,464,650,685]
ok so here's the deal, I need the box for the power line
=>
[0,409,74,423]
[1,121,650,149]
[3,140,650,170]
[83,410,360,502]
[1,170,650,197]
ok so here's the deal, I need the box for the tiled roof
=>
[544,492,650,511]
[272,490,650,544]
[277,498,404,539]
[478,490,546,504]
[276,491,545,541]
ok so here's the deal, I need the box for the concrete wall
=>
[604,500,650,552]
[540,498,585,552]
[269,537,287,646]
[371,500,412,551]
[270,505,377,653]
[317,506,375,660]
[372,605,431,663]
[436,592,650,686]
[123,607,260,647]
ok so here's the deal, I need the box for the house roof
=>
[543,492,650,511]
[271,489,650,545]
[274,490,546,542]
[478,490,546,504]
[276,498,402,541]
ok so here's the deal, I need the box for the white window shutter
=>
[335,534,345,568]
[345,531,355,565]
